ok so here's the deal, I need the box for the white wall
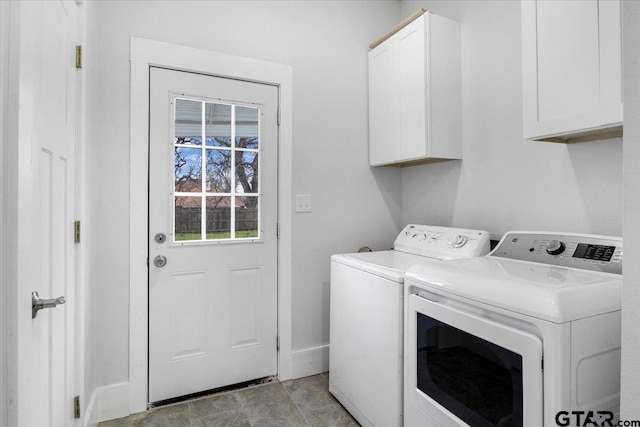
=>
[400,1,622,237]
[622,0,640,419]
[85,0,402,399]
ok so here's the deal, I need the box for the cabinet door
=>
[599,0,623,126]
[369,42,401,166]
[522,0,600,139]
[369,15,427,166]
[397,16,427,161]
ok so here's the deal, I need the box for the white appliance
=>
[329,224,491,427]
[404,231,623,427]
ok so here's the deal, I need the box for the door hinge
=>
[74,395,81,419]
[75,45,83,69]
[277,108,281,126]
[276,222,281,239]
[74,221,81,243]
[541,357,544,371]
[277,335,280,351]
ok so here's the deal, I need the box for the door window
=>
[173,98,261,242]
[416,313,524,427]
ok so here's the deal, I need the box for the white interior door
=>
[149,67,279,403]
[14,1,77,425]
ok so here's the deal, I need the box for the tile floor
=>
[98,373,360,427]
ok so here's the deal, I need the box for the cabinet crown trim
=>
[369,8,426,50]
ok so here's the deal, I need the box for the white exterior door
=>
[148,67,279,402]
[10,1,78,426]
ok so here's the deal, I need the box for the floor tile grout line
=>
[187,398,193,427]
[279,380,311,427]
[283,380,312,427]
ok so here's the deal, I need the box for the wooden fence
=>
[175,207,258,233]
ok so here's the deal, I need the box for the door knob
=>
[154,255,167,268]
[32,291,66,319]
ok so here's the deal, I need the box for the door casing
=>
[129,37,293,413]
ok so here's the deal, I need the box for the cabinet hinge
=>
[74,221,81,243]
[75,45,83,69]
[74,395,81,419]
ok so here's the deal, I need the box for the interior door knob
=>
[32,291,66,319]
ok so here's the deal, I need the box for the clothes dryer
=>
[329,224,490,427]
[404,231,623,427]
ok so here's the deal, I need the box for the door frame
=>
[129,37,293,413]
[0,1,10,424]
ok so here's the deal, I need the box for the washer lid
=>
[331,250,438,282]
[405,257,622,323]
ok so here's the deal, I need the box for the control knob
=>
[452,234,468,248]
[546,240,566,255]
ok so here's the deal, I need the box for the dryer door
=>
[405,293,543,427]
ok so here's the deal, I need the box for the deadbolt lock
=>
[155,233,167,244]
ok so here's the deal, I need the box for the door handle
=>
[32,291,66,319]
[153,255,167,268]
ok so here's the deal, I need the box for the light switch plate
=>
[295,194,312,213]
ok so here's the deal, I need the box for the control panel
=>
[394,224,491,259]
[490,232,622,275]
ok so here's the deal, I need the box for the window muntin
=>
[173,97,261,242]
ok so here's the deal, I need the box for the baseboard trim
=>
[291,344,329,379]
[84,382,130,426]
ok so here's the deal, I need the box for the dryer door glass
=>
[416,313,523,427]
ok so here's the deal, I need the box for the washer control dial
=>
[546,240,566,255]
[452,234,468,248]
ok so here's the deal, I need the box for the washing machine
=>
[329,224,491,427]
[404,231,623,427]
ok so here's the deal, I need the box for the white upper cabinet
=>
[368,11,462,166]
[522,0,623,142]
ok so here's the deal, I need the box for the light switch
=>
[295,194,312,213]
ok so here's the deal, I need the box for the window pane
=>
[236,106,259,149]
[205,149,231,193]
[173,99,262,243]
[175,99,202,145]
[235,151,258,194]
[206,196,232,239]
[237,196,259,238]
[175,147,202,192]
[175,196,202,241]
[205,103,231,147]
